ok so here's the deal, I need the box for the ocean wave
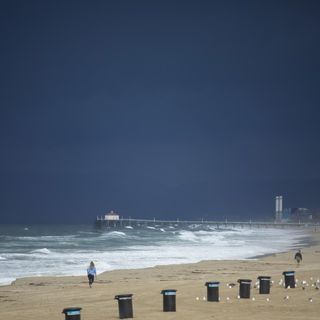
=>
[99,231,127,239]
[178,230,199,242]
[6,235,77,242]
[30,248,51,254]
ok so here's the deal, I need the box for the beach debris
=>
[284,296,290,300]
[227,283,236,288]
[226,297,230,301]
[309,298,313,302]
[315,286,319,290]
[196,297,199,301]
[266,298,270,302]
[302,286,305,290]
[252,297,255,301]
[237,295,240,299]
[310,277,313,281]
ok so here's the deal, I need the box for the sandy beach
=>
[0,229,319,320]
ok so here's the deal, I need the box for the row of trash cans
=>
[62,290,177,320]
[62,271,296,319]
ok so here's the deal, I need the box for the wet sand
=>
[0,229,319,320]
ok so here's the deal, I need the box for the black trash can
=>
[257,276,271,294]
[114,294,133,319]
[161,289,177,312]
[62,307,82,320]
[282,271,295,288]
[205,281,220,302]
[238,279,252,298]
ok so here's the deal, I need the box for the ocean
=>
[0,224,308,286]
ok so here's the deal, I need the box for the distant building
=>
[104,210,120,221]
[285,208,312,222]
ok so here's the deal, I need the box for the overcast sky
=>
[1,1,320,224]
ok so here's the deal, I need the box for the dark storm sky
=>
[1,1,320,223]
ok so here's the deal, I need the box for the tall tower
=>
[275,196,283,222]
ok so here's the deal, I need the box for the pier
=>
[95,217,319,230]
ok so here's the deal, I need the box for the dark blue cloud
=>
[1,1,320,223]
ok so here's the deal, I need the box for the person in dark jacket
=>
[294,250,302,264]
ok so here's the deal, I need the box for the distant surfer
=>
[87,261,97,287]
[294,250,302,264]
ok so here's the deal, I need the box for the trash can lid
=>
[257,276,271,280]
[161,289,177,295]
[282,271,295,275]
[114,294,133,300]
[62,307,82,314]
[237,279,252,283]
[205,281,220,286]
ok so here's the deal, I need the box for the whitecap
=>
[99,231,126,239]
[110,231,126,236]
[31,248,51,254]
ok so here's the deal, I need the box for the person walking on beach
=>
[294,249,302,264]
[87,261,97,288]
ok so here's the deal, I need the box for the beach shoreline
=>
[0,225,313,287]
[0,228,319,319]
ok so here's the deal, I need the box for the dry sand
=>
[0,229,319,320]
